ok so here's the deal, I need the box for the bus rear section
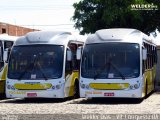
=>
[78,28,156,99]
[6,31,84,98]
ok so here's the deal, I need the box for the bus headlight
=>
[134,84,139,89]
[130,83,140,90]
[52,86,55,89]
[7,85,11,89]
[7,85,15,90]
[81,84,90,89]
[81,84,85,89]
[86,85,90,89]
[11,86,15,90]
[130,85,134,89]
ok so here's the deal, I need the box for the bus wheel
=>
[153,79,156,92]
[74,80,79,98]
[145,81,148,98]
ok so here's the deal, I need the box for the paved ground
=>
[0,90,160,120]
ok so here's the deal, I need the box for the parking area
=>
[0,92,160,115]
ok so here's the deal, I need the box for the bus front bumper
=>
[6,89,65,99]
[80,89,144,98]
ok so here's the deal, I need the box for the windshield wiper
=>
[109,62,125,80]
[18,55,48,80]
[93,61,125,80]
[31,55,48,80]
[36,62,48,80]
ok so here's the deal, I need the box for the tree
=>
[72,0,160,35]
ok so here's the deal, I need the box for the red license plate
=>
[27,93,37,97]
[104,92,114,96]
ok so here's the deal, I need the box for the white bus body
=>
[6,31,84,98]
[79,28,156,98]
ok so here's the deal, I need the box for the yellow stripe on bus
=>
[14,83,52,90]
[89,83,129,90]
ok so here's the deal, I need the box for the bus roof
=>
[14,31,82,46]
[0,34,18,41]
[86,28,156,45]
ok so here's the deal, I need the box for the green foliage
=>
[72,0,160,34]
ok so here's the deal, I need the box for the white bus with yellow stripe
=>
[78,28,157,98]
[6,31,84,98]
[0,34,18,97]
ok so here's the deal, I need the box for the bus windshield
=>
[8,45,64,80]
[81,43,140,79]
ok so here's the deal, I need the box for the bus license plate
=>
[27,93,37,97]
[104,92,114,96]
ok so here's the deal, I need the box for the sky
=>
[0,0,159,43]
[0,0,80,34]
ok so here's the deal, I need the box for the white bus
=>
[6,31,84,98]
[78,28,157,99]
[0,34,18,97]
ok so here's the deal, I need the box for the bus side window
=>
[4,41,14,62]
[155,48,157,63]
[66,59,72,71]
[66,42,83,71]
[142,46,146,73]
[4,41,14,50]
[0,41,3,61]
[0,47,3,62]
[0,41,4,71]
[65,49,72,71]
[71,43,83,70]
[0,61,4,71]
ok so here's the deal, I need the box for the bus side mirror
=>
[142,48,147,60]
[67,49,72,61]
[76,47,82,60]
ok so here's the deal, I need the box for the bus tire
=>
[0,81,6,99]
[153,79,156,92]
[74,80,80,98]
[145,81,148,98]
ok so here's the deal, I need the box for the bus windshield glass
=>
[81,43,140,79]
[8,45,64,80]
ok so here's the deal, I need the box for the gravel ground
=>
[0,91,160,120]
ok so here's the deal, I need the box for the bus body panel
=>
[80,77,144,98]
[0,64,8,95]
[0,34,18,96]
[6,71,79,98]
[143,64,156,95]
[6,78,65,98]
[65,70,79,97]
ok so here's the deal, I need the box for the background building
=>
[0,22,38,36]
